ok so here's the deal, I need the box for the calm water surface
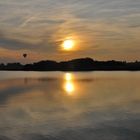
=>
[0,71,140,140]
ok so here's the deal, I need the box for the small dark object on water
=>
[23,54,27,58]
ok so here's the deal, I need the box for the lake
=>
[0,71,140,140]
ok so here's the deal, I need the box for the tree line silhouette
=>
[0,58,140,71]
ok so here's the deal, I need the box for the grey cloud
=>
[0,30,61,53]
[0,32,36,50]
[127,24,140,28]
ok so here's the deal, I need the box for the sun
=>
[62,39,75,51]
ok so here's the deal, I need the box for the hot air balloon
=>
[23,53,27,58]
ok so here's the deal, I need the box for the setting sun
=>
[62,39,75,51]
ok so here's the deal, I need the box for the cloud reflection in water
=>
[0,72,140,140]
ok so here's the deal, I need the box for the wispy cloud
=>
[0,0,140,62]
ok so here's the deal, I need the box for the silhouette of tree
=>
[0,57,140,71]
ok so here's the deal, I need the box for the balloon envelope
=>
[23,54,27,58]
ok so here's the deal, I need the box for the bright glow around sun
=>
[62,39,75,50]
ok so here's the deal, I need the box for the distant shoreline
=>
[0,57,140,71]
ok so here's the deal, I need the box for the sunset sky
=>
[0,0,140,63]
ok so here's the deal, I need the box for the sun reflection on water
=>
[65,73,72,81]
[64,73,75,95]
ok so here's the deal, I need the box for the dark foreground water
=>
[0,71,140,140]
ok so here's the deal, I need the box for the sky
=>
[0,0,140,63]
